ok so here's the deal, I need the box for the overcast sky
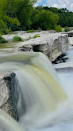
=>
[34,0,73,11]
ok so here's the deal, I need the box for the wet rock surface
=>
[0,73,18,120]
[52,53,68,64]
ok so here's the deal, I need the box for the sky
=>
[34,0,73,11]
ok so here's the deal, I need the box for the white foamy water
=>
[29,46,73,131]
[49,46,73,131]
[0,48,73,131]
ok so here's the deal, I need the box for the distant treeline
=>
[42,6,73,27]
[0,0,73,34]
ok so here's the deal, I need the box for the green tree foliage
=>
[31,9,59,30]
[0,0,36,30]
[3,15,20,31]
[59,12,73,27]
[17,0,36,30]
[64,26,70,32]
[0,19,9,34]
[43,7,59,13]
[0,35,7,43]
[1,1,73,33]
[0,15,20,34]
[0,0,36,33]
[43,6,73,27]
[0,0,21,33]
[55,25,62,32]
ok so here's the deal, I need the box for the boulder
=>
[68,31,73,37]
[0,73,18,120]
[17,32,69,61]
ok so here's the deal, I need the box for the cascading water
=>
[52,46,73,131]
[0,51,68,131]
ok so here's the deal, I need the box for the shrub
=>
[38,27,42,32]
[3,15,20,31]
[33,35,40,38]
[12,35,23,42]
[55,25,62,32]
[0,20,9,34]
[27,30,35,33]
[31,10,59,30]
[0,35,8,43]
[64,27,70,32]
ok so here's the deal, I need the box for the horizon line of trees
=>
[0,0,73,34]
[37,6,73,27]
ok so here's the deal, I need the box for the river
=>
[0,41,73,131]
[30,46,73,131]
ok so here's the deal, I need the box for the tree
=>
[0,0,36,32]
[31,9,59,30]
[42,6,73,27]
[17,0,36,29]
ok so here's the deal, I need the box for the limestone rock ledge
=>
[17,32,69,61]
[68,31,73,37]
[0,73,18,120]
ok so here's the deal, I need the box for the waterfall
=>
[0,109,24,131]
[0,52,67,131]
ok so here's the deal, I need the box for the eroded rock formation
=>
[17,32,69,61]
[0,73,18,120]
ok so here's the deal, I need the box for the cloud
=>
[70,3,73,8]
[52,4,59,8]
[34,0,43,7]
[52,3,66,8]
[64,0,70,6]
[37,0,43,3]
[36,0,43,5]
[34,0,73,11]
[60,3,67,8]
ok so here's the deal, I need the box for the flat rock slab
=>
[3,31,56,41]
[2,31,69,61]
[16,32,69,61]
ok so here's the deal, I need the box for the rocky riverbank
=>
[0,30,70,118]
[3,31,69,61]
[17,32,69,61]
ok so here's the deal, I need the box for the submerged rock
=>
[0,73,18,120]
[52,54,68,64]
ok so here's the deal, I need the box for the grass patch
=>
[12,35,23,42]
[0,35,7,43]
[33,35,40,38]
[27,30,34,33]
[64,27,70,32]
[55,25,62,32]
